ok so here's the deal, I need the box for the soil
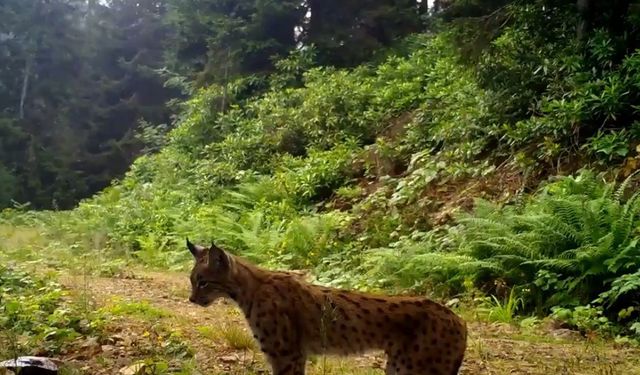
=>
[57,269,640,375]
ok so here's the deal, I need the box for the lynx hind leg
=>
[450,356,464,375]
[384,356,397,375]
[386,352,448,375]
[268,354,306,375]
[385,337,464,375]
[386,345,425,375]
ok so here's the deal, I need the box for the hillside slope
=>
[7,3,640,338]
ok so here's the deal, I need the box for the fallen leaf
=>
[219,355,239,363]
[119,362,146,375]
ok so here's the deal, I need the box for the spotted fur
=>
[186,240,467,375]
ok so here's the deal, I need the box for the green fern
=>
[457,170,640,325]
[613,169,640,201]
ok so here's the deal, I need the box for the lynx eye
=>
[198,280,210,289]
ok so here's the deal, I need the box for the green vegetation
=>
[0,258,194,373]
[0,0,178,209]
[3,1,640,371]
[48,7,640,339]
[0,226,193,373]
[0,0,427,210]
[197,324,258,351]
[0,265,104,356]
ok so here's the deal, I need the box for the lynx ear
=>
[186,238,201,257]
[208,242,230,271]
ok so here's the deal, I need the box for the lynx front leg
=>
[268,354,306,375]
[251,290,306,375]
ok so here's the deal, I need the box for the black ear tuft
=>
[186,238,198,256]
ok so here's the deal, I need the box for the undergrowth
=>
[0,263,194,373]
[0,265,105,357]
[3,3,640,340]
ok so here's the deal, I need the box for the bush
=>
[274,143,359,204]
[455,170,640,333]
[0,266,106,355]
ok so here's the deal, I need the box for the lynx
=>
[186,240,467,375]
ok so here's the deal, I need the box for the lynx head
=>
[186,239,235,306]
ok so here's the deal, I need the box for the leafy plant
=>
[551,305,617,336]
[456,170,640,332]
[0,265,106,356]
[583,130,630,162]
[478,288,524,324]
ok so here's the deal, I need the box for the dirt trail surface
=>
[60,270,640,375]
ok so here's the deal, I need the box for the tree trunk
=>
[19,56,31,120]
[609,0,631,37]
[417,0,429,16]
[576,0,591,41]
[221,47,230,113]
[433,0,442,13]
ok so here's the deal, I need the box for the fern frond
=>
[613,191,640,246]
[524,258,577,273]
[491,254,529,266]
[556,247,580,260]
[535,215,583,251]
[474,236,541,259]
[605,238,640,273]
[459,216,513,234]
[456,259,505,274]
[614,169,640,201]
[545,198,583,233]
[515,213,579,247]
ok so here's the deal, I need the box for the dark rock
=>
[0,356,58,375]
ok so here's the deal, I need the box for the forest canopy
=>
[2,0,635,209]
[0,0,434,209]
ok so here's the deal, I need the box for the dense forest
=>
[0,0,432,209]
[4,0,640,372]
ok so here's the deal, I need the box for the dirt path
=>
[60,270,640,375]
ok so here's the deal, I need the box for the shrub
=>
[274,143,359,204]
[0,266,106,355]
[456,170,640,333]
